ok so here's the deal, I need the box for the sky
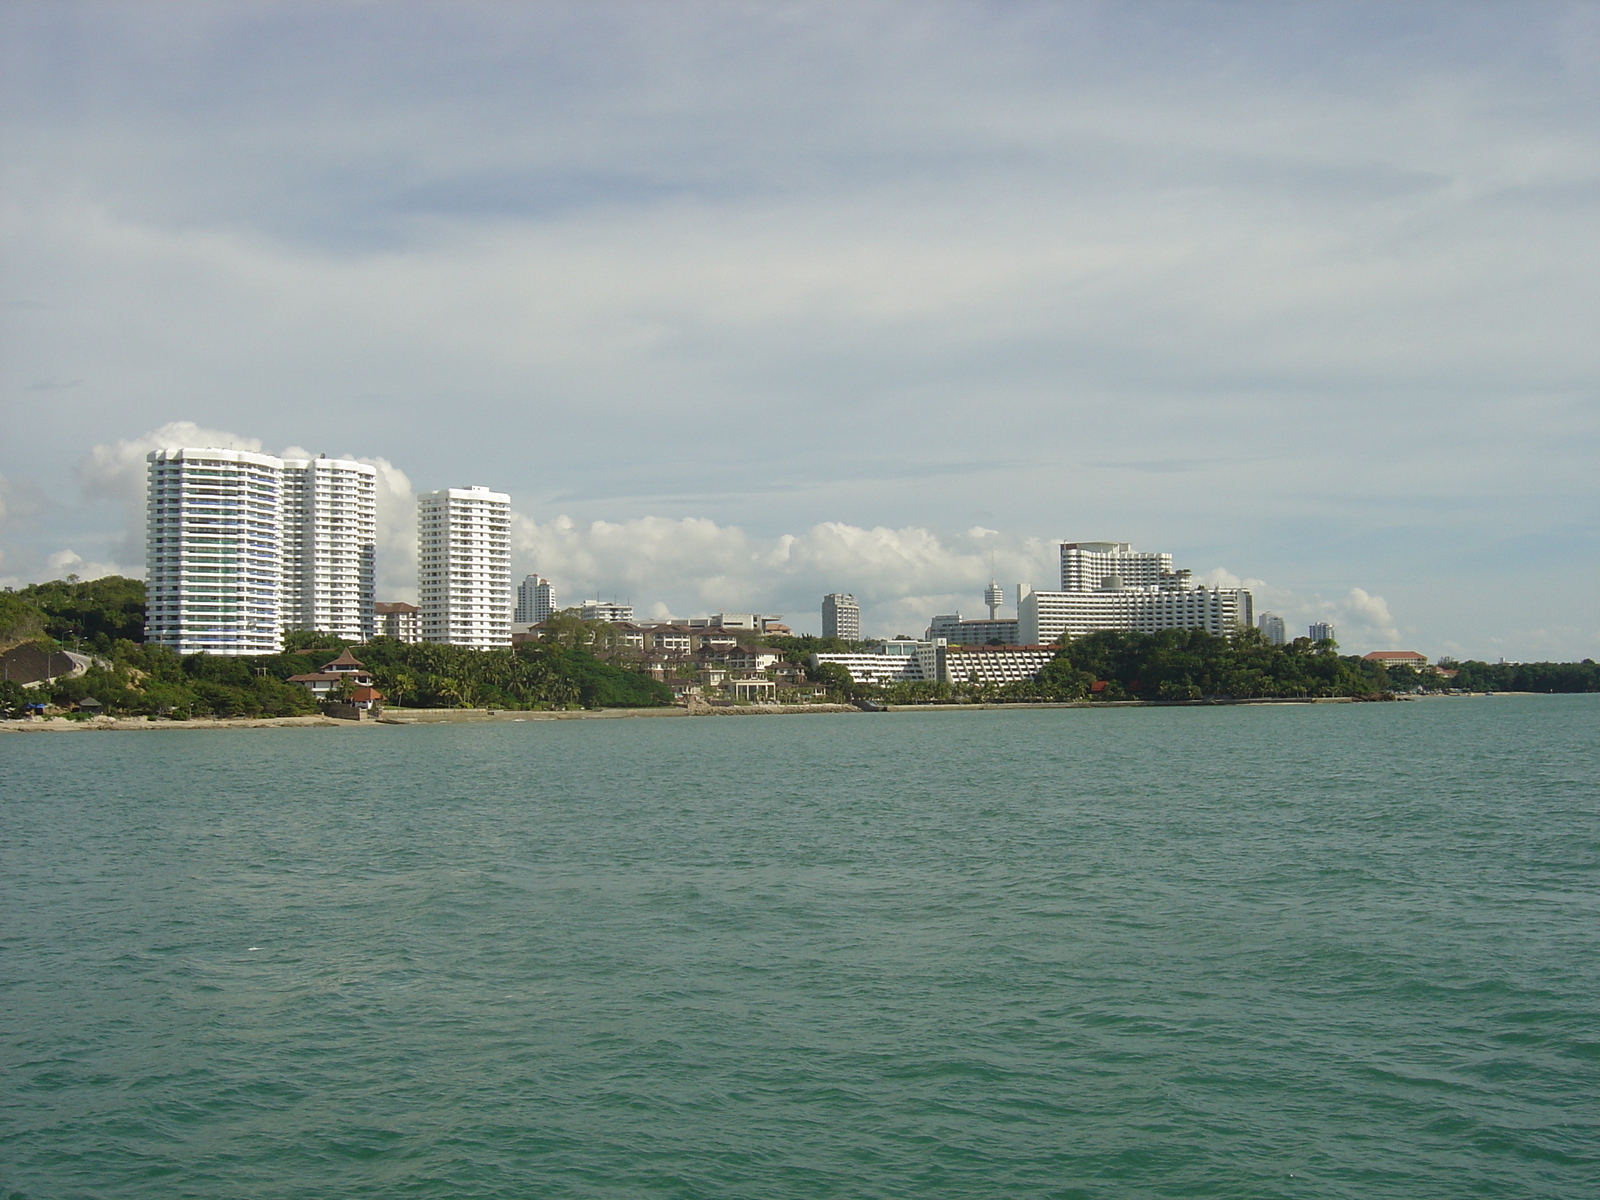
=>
[2,0,1596,656]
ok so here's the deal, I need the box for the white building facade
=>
[822,593,860,640]
[145,448,287,655]
[417,486,512,649]
[1019,584,1252,645]
[1258,612,1287,646]
[515,575,556,625]
[280,456,377,642]
[1060,542,1177,591]
[579,601,634,624]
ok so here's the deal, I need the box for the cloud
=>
[1213,563,1403,650]
[510,513,1056,634]
[43,549,122,582]
[77,421,264,511]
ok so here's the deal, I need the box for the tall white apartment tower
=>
[1258,612,1287,646]
[822,593,860,640]
[145,448,287,655]
[280,456,377,642]
[515,574,556,625]
[418,486,512,649]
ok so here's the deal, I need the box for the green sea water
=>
[3,696,1598,1198]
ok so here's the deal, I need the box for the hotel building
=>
[1017,541,1253,645]
[417,486,512,649]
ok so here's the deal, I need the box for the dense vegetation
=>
[0,578,670,716]
[13,575,146,648]
[863,628,1392,703]
[1443,659,1600,693]
[348,638,672,709]
[0,591,47,651]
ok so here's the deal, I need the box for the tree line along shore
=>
[3,576,1597,722]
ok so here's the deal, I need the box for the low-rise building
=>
[926,613,1020,645]
[580,600,634,624]
[287,649,375,698]
[1363,651,1431,670]
[938,644,1058,687]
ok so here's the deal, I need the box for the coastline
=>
[2,693,1539,733]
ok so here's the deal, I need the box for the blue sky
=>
[2,1,1597,654]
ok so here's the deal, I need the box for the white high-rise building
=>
[280,456,377,642]
[822,593,860,640]
[1309,622,1336,643]
[146,447,381,654]
[1258,612,1287,646]
[145,448,287,655]
[515,575,556,624]
[417,486,512,649]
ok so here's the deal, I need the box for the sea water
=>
[3,696,1598,1198]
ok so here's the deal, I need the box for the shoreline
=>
[1,692,1542,732]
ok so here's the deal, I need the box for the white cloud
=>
[43,549,122,582]
[510,513,1055,634]
[76,421,264,512]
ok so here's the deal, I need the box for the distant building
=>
[1309,622,1335,643]
[515,575,556,625]
[822,593,860,640]
[984,579,1006,619]
[939,644,1058,687]
[1362,651,1430,670]
[579,600,634,624]
[418,485,512,649]
[374,601,421,643]
[1258,613,1287,646]
[1020,584,1252,645]
[812,640,1057,687]
[926,613,1020,645]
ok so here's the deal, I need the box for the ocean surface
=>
[3,696,1598,1199]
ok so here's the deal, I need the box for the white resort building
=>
[145,447,377,654]
[1017,541,1253,646]
[417,485,512,649]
